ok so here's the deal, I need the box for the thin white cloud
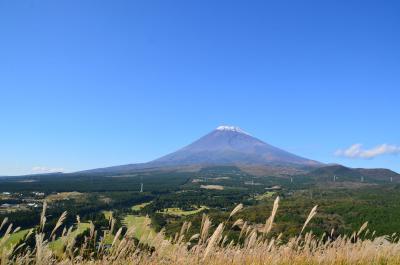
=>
[335,143,400,159]
[31,166,65,174]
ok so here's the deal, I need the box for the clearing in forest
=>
[49,222,91,256]
[0,229,31,251]
[122,215,156,243]
[200,185,224,190]
[131,202,152,211]
[159,206,208,216]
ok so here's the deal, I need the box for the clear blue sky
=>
[1,0,399,175]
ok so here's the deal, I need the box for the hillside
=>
[307,164,400,182]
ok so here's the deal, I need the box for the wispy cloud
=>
[31,166,65,174]
[335,144,400,159]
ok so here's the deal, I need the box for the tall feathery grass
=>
[1,197,400,264]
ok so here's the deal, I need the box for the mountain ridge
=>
[307,164,400,181]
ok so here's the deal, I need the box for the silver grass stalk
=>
[301,205,318,234]
[50,211,67,239]
[40,201,47,232]
[232,218,244,228]
[264,196,280,235]
[0,217,8,231]
[357,221,368,237]
[229,203,243,219]
[203,223,224,260]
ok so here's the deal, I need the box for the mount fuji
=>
[82,125,321,174]
[151,126,320,166]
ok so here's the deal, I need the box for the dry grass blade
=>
[0,217,8,231]
[263,196,279,235]
[111,227,123,247]
[179,221,188,239]
[357,221,368,236]
[239,221,248,240]
[231,218,244,228]
[203,223,224,260]
[0,223,13,247]
[50,211,67,238]
[229,203,243,219]
[189,233,200,241]
[40,200,48,232]
[110,217,116,235]
[301,205,318,234]
[200,215,212,244]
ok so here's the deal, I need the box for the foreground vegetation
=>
[3,167,400,239]
[2,166,400,264]
[2,198,400,264]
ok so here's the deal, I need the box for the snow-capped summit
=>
[216,125,249,135]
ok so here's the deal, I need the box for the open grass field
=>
[255,191,275,200]
[46,192,86,202]
[102,210,113,220]
[122,215,156,242]
[0,228,31,251]
[131,202,152,211]
[49,222,90,256]
[159,206,208,216]
[200,185,224,190]
[0,206,27,214]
